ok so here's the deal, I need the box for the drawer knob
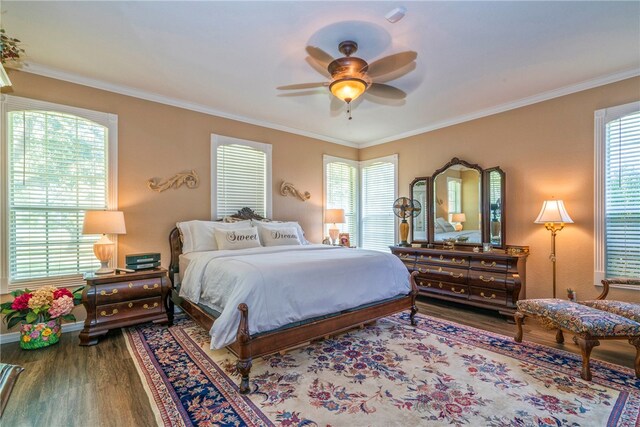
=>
[418,267,428,273]
[100,309,118,317]
[128,282,133,288]
[439,255,444,260]
[449,272,464,278]
[451,258,465,264]
[451,287,465,294]
[143,302,159,310]
[128,303,133,308]
[479,275,495,283]
[100,289,118,296]
[481,261,497,267]
[143,283,160,290]
[438,282,443,289]
[480,292,496,299]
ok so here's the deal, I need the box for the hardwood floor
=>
[1,298,636,427]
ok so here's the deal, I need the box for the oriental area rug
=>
[123,313,639,427]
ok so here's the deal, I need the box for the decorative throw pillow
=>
[214,227,261,250]
[436,217,455,232]
[258,225,301,246]
[176,220,252,253]
[252,220,309,244]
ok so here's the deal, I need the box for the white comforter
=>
[179,245,410,349]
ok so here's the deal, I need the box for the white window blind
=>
[447,177,462,215]
[211,135,272,219]
[324,156,358,244]
[361,155,397,252]
[2,95,117,291]
[604,110,640,278]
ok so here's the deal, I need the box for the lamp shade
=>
[82,210,127,235]
[329,78,367,103]
[534,200,574,224]
[325,208,346,224]
[451,213,466,223]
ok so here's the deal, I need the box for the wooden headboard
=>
[168,208,268,287]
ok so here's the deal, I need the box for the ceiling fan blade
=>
[277,82,326,90]
[305,56,331,78]
[306,46,335,67]
[367,51,417,79]
[375,62,417,83]
[367,83,407,100]
[277,89,327,97]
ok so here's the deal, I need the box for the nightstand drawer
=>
[95,296,163,324]
[95,277,164,304]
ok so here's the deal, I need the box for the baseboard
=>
[0,321,85,344]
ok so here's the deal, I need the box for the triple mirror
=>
[410,158,505,248]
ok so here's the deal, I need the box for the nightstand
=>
[79,268,170,346]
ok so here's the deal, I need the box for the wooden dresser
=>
[391,246,528,317]
[79,268,170,346]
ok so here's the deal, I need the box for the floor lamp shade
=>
[534,200,573,298]
[325,209,345,245]
[83,210,126,274]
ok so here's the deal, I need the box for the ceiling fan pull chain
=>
[347,101,352,120]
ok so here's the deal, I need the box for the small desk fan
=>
[393,197,422,247]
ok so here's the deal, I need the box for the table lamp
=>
[325,209,345,245]
[451,213,466,231]
[534,199,573,298]
[82,210,126,274]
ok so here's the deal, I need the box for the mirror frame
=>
[410,158,506,248]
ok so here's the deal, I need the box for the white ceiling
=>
[3,1,639,147]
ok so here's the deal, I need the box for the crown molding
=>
[17,63,639,149]
[18,63,359,148]
[359,67,640,148]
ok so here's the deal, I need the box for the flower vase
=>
[19,319,62,350]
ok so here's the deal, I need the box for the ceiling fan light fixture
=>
[329,77,367,103]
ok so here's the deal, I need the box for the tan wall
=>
[361,76,640,302]
[460,170,480,230]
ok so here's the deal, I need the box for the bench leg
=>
[574,336,599,381]
[630,337,640,379]
[555,329,564,344]
[514,311,525,342]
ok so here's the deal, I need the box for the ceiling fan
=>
[278,40,417,119]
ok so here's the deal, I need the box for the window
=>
[211,135,272,219]
[447,177,462,214]
[361,155,398,252]
[1,95,117,292]
[323,154,397,251]
[594,101,640,288]
[324,156,358,244]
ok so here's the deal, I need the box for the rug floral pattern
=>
[124,313,639,427]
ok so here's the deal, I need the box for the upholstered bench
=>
[514,299,640,381]
[579,278,640,323]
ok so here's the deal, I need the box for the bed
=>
[167,209,419,394]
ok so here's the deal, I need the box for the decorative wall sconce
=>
[280,181,310,201]
[147,170,199,192]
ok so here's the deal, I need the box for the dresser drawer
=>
[468,270,508,289]
[415,264,467,284]
[95,296,163,324]
[415,277,469,299]
[469,257,510,272]
[95,277,164,304]
[469,287,507,306]
[416,253,469,267]
[395,250,416,271]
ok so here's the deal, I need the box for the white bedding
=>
[179,244,410,349]
[435,230,482,243]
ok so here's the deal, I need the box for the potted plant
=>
[1,286,83,350]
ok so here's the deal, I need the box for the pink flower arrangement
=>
[1,285,84,330]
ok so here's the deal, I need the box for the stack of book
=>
[125,253,161,271]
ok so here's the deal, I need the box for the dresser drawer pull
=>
[143,302,159,310]
[399,254,409,259]
[439,255,444,260]
[128,282,134,288]
[143,283,160,290]
[100,309,119,317]
[451,287,465,294]
[480,292,496,299]
[479,275,495,282]
[451,258,466,264]
[419,255,424,260]
[418,267,427,273]
[481,261,497,267]
[128,303,133,308]
[438,282,443,289]
[100,289,118,296]
[449,272,464,278]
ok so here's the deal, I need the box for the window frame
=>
[594,100,640,291]
[447,177,462,215]
[1,94,118,293]
[210,134,272,220]
[323,155,360,245]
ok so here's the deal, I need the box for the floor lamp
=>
[534,200,574,298]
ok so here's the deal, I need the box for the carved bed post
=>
[409,271,419,326]
[236,303,252,394]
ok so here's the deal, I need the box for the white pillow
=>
[434,222,445,233]
[214,227,261,250]
[258,225,301,246]
[176,220,252,253]
[436,217,455,232]
[252,220,309,244]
